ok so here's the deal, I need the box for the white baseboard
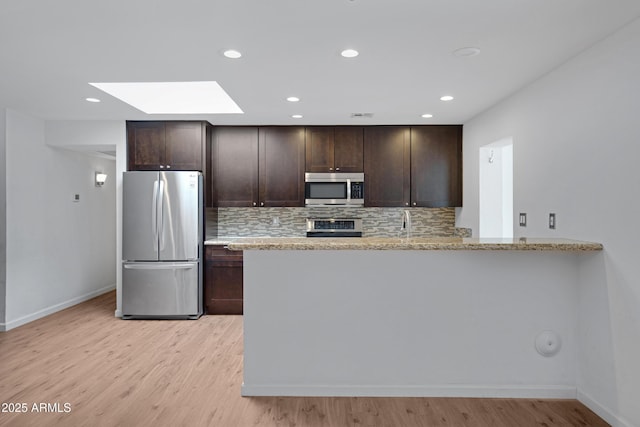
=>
[241,384,577,399]
[0,284,116,332]
[578,389,632,427]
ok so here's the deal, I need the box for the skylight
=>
[88,81,243,114]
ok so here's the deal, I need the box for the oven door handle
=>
[346,178,351,202]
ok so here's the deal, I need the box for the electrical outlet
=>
[549,213,556,229]
[72,194,80,203]
[519,213,527,227]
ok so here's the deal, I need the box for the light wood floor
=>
[0,292,608,427]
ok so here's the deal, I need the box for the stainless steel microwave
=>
[304,173,364,206]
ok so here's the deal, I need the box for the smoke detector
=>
[350,112,374,118]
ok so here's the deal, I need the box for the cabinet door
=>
[410,126,462,207]
[204,246,243,315]
[127,121,165,170]
[259,127,305,207]
[205,124,213,207]
[364,127,411,207]
[164,122,204,171]
[305,127,334,172]
[212,127,259,207]
[334,127,363,172]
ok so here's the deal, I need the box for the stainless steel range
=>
[306,218,363,237]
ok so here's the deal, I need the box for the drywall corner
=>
[0,109,6,326]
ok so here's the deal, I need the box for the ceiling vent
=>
[350,112,374,118]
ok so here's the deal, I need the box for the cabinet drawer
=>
[205,245,243,262]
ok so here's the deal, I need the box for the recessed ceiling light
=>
[89,81,243,114]
[341,49,359,58]
[421,113,433,118]
[440,95,454,101]
[286,96,300,102]
[453,47,481,57]
[291,114,303,119]
[85,97,101,103]
[223,49,242,59]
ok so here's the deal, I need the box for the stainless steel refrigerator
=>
[122,171,203,319]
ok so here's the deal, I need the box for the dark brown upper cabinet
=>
[410,126,462,207]
[305,127,363,172]
[259,127,306,207]
[209,125,461,208]
[127,121,208,172]
[211,127,259,207]
[363,125,463,208]
[363,127,411,207]
[210,126,305,208]
[126,121,164,170]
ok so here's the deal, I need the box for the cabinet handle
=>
[336,167,340,171]
[260,202,264,207]
[166,165,171,169]
[159,165,165,169]
[405,202,409,206]
[329,168,333,171]
[413,202,417,206]
[253,202,257,207]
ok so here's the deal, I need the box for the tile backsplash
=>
[206,207,470,239]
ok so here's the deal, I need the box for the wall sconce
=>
[95,172,108,187]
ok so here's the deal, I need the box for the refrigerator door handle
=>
[151,179,159,251]
[123,262,197,270]
[158,179,165,251]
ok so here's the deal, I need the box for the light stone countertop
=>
[204,237,239,246]
[223,237,603,251]
[204,236,282,246]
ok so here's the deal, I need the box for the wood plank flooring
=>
[0,292,609,426]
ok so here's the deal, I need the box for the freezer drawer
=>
[122,261,202,319]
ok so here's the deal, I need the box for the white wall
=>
[244,250,581,398]
[501,144,513,237]
[0,111,6,324]
[458,18,640,427]
[46,120,126,317]
[479,140,513,238]
[46,120,122,155]
[2,111,118,330]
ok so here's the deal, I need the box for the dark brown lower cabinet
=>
[204,245,243,315]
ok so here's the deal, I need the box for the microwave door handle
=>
[346,179,351,202]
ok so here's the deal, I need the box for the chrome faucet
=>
[400,209,412,238]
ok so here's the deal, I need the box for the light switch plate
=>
[519,213,527,227]
[549,213,556,229]
[73,194,80,202]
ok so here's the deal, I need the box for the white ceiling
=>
[2,0,640,125]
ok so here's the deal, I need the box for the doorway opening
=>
[479,138,513,238]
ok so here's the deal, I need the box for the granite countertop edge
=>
[208,237,603,252]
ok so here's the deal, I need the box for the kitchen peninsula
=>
[229,237,602,399]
